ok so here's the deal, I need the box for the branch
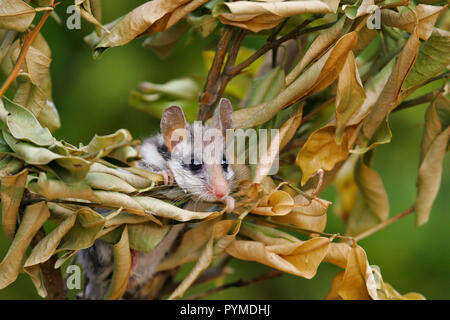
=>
[354,206,415,242]
[0,2,56,99]
[197,27,234,122]
[185,270,283,300]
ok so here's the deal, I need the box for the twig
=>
[301,97,336,125]
[160,256,233,298]
[252,215,355,244]
[0,2,56,99]
[394,92,436,113]
[354,206,415,242]
[421,70,450,87]
[227,21,335,77]
[185,270,283,300]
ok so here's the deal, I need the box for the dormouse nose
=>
[208,165,229,199]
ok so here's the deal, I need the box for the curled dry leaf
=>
[57,207,105,251]
[0,168,28,240]
[85,172,137,193]
[297,122,361,185]
[81,129,133,156]
[89,162,154,189]
[93,0,208,57]
[271,193,330,232]
[250,190,295,216]
[0,202,50,290]
[27,172,99,202]
[325,245,376,300]
[233,31,358,128]
[134,196,220,222]
[104,225,131,300]
[332,154,358,221]
[415,94,450,226]
[381,4,447,41]
[354,152,389,222]
[0,0,36,32]
[214,0,340,32]
[226,236,330,279]
[362,26,421,140]
[24,213,77,268]
[335,51,365,144]
[286,16,347,85]
[253,106,302,184]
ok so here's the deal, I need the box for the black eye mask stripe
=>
[157,143,170,161]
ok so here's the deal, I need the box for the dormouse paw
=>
[224,196,235,213]
[159,170,174,185]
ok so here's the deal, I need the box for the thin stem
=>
[185,270,283,300]
[252,215,355,244]
[301,97,335,125]
[0,2,56,99]
[228,21,334,77]
[354,206,415,242]
[422,70,449,87]
[394,92,436,113]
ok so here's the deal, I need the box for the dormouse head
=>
[160,98,235,203]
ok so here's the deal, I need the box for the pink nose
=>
[215,191,226,199]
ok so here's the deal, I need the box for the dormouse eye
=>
[221,157,228,170]
[189,158,203,172]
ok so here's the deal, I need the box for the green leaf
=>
[403,28,450,92]
[142,20,189,58]
[127,222,169,252]
[86,172,136,193]
[2,96,54,146]
[186,14,218,38]
[246,67,285,107]
[57,207,105,251]
[81,129,132,156]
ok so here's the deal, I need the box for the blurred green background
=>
[0,2,449,300]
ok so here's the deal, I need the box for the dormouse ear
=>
[160,105,187,152]
[211,98,233,136]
